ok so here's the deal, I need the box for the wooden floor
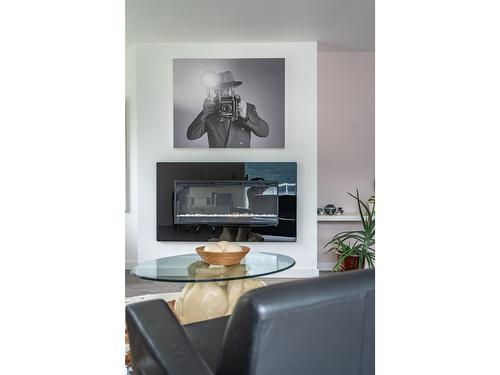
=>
[125,270,330,297]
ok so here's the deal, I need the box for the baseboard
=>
[318,262,334,271]
[126,259,137,270]
[264,267,319,278]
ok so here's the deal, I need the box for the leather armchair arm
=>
[126,299,213,375]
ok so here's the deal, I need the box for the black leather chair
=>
[126,269,374,375]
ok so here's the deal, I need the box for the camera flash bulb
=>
[201,71,219,88]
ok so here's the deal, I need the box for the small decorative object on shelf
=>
[324,204,337,215]
[317,208,325,215]
[335,207,344,215]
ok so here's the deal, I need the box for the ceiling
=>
[126,0,374,52]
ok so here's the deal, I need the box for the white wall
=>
[130,42,318,277]
[125,45,138,269]
[316,52,375,270]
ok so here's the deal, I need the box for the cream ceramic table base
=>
[174,277,265,324]
[131,253,295,325]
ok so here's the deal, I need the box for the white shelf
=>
[317,214,362,222]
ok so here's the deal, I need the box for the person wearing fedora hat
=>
[187,71,269,148]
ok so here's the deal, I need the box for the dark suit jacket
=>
[187,103,269,148]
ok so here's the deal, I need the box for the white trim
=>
[317,214,363,222]
[318,262,335,271]
[126,259,137,270]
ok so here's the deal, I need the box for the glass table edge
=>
[130,252,296,283]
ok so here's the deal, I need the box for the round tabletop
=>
[131,252,295,283]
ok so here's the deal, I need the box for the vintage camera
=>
[216,94,240,121]
[202,71,242,121]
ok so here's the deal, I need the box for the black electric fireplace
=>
[174,180,279,226]
[157,162,297,242]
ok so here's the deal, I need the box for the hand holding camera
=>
[238,100,247,119]
[202,99,216,120]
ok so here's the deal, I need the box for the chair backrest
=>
[217,269,375,375]
[126,299,212,375]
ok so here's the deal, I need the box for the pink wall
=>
[317,52,375,269]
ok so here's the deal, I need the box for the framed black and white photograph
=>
[173,58,285,148]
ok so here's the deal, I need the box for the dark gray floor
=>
[125,270,330,297]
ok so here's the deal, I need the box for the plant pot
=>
[335,251,364,271]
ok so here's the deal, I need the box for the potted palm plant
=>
[324,189,375,271]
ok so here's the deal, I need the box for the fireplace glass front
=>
[174,180,279,226]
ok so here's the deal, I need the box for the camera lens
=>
[220,103,232,113]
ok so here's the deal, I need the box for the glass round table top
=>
[131,252,295,283]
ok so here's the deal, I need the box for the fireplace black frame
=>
[157,162,297,242]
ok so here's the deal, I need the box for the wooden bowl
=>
[195,246,250,266]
